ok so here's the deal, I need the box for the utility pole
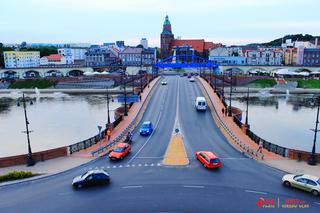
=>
[228,69,233,117]
[308,97,320,165]
[245,87,249,126]
[106,88,111,125]
[21,94,35,166]
[123,72,128,116]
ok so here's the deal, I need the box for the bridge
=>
[0,67,94,79]
[219,65,320,74]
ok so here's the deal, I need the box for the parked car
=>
[282,174,320,196]
[72,169,110,189]
[140,121,153,136]
[109,143,131,160]
[189,78,195,82]
[161,81,167,85]
[196,151,222,169]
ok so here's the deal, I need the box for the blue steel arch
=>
[154,54,219,69]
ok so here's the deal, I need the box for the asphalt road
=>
[0,75,319,212]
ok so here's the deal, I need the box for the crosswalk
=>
[84,163,162,171]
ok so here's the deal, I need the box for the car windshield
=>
[113,147,125,152]
[317,179,320,185]
[142,124,149,128]
[293,174,303,180]
[199,101,205,106]
[81,171,89,178]
[210,159,220,164]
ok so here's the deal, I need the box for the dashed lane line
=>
[245,190,267,195]
[183,185,205,189]
[122,185,143,189]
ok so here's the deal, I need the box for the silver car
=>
[282,174,320,196]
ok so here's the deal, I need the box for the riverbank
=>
[224,87,320,94]
[0,87,135,95]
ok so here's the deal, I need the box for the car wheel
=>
[77,184,83,189]
[311,190,319,196]
[120,157,123,160]
[283,181,291,187]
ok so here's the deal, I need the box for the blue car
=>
[139,121,153,136]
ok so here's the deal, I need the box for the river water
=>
[0,92,121,157]
[226,92,320,153]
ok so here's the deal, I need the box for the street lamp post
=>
[308,97,320,165]
[123,72,128,116]
[20,93,35,166]
[209,67,212,85]
[222,73,225,99]
[228,69,233,117]
[214,69,217,92]
[245,87,249,127]
[106,88,111,125]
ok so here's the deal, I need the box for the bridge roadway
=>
[0,76,319,212]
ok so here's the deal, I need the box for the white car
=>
[189,78,195,82]
[161,81,167,85]
[282,174,320,196]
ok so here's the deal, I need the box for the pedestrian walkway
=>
[198,77,320,177]
[198,77,284,160]
[72,77,160,158]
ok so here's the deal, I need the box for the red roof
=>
[46,54,63,60]
[170,39,215,52]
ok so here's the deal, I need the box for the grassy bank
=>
[246,78,277,88]
[9,79,57,89]
[297,79,320,89]
[0,171,38,183]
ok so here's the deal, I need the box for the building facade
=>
[246,50,284,65]
[209,56,246,65]
[40,54,66,66]
[4,51,40,68]
[85,49,118,67]
[119,47,156,66]
[58,48,88,64]
[140,38,148,49]
[303,48,320,66]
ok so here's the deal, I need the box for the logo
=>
[256,197,275,208]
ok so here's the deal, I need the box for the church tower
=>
[160,15,174,58]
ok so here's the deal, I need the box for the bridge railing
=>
[90,75,160,157]
[201,75,290,158]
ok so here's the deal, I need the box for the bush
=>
[9,79,57,89]
[297,79,320,89]
[0,171,36,182]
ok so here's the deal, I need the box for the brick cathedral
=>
[160,15,220,59]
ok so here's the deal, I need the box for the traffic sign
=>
[117,95,139,103]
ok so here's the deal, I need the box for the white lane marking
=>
[122,185,143,189]
[126,164,130,167]
[138,164,142,167]
[245,190,267,195]
[112,165,117,168]
[127,85,168,164]
[150,163,154,167]
[314,202,320,205]
[119,165,123,168]
[183,185,204,188]
[157,163,161,166]
[144,163,148,166]
[106,166,110,169]
[132,164,135,167]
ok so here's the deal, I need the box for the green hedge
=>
[9,79,57,89]
[0,171,36,182]
[297,79,320,89]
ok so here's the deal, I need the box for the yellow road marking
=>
[163,134,189,166]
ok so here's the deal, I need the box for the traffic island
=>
[163,133,189,166]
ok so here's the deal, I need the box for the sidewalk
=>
[198,77,320,177]
[72,77,160,158]
[0,77,160,178]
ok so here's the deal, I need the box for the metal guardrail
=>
[90,76,160,156]
[198,76,265,160]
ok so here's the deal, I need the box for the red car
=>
[196,151,222,169]
[109,143,131,160]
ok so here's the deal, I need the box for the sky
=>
[1,0,320,47]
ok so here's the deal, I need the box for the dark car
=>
[139,121,153,136]
[72,169,110,189]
